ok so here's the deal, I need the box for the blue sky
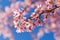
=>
[0,0,55,40]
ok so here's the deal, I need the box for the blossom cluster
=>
[13,0,60,33]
